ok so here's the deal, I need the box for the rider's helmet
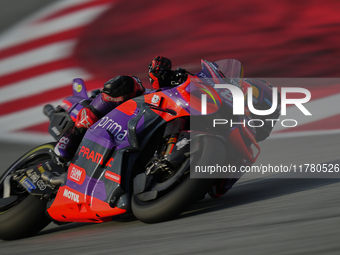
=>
[102,75,145,102]
[148,56,174,90]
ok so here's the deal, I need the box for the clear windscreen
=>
[214,59,243,79]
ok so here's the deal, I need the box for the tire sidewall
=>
[0,143,56,240]
[132,135,227,223]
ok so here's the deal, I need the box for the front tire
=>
[131,136,226,223]
[0,143,55,240]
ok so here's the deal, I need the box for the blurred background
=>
[0,1,340,254]
[0,0,339,143]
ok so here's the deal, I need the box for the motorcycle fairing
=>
[226,122,260,163]
[72,78,89,100]
[47,185,126,223]
[46,134,128,222]
[188,59,259,163]
[59,96,86,119]
[47,88,191,222]
[69,101,87,121]
[46,59,249,223]
[197,59,226,84]
[143,91,190,121]
[191,59,244,116]
[58,78,89,115]
[47,101,138,222]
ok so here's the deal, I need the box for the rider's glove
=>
[173,68,188,85]
[148,56,174,89]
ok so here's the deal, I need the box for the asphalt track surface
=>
[1,1,340,255]
[1,134,340,255]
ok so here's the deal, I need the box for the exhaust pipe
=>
[41,172,66,186]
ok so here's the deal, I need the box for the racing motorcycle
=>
[0,59,262,240]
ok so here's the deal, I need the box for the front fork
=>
[162,118,187,160]
[163,133,179,157]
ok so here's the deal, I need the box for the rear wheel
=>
[0,143,55,240]
[131,136,226,223]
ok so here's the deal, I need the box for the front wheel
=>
[131,136,227,223]
[0,143,56,240]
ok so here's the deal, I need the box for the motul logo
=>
[67,164,86,185]
[63,188,79,203]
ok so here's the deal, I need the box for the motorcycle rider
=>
[54,56,179,162]
[54,74,145,162]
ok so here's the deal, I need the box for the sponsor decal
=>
[203,62,219,83]
[132,76,143,89]
[79,146,104,164]
[60,99,72,111]
[37,164,45,173]
[73,81,83,93]
[78,146,114,167]
[36,180,46,191]
[199,87,217,106]
[45,161,52,171]
[151,95,160,105]
[103,94,124,102]
[71,108,79,116]
[198,72,215,87]
[176,138,191,150]
[51,126,61,136]
[26,169,39,183]
[20,177,36,192]
[105,171,121,184]
[229,78,242,88]
[68,164,86,185]
[93,116,127,140]
[63,188,80,203]
[105,158,114,167]
[56,137,69,151]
